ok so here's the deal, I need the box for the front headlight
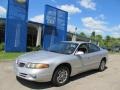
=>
[16,59,20,64]
[26,63,49,69]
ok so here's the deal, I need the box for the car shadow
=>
[17,77,53,89]
[70,67,107,82]
[17,67,107,89]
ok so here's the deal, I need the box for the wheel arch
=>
[51,63,72,80]
[101,57,107,63]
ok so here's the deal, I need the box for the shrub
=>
[0,43,4,51]
[27,45,41,52]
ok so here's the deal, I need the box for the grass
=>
[0,51,24,61]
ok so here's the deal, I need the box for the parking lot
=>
[0,54,120,90]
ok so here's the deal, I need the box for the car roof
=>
[62,41,90,44]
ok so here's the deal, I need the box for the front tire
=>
[99,60,106,71]
[52,66,70,86]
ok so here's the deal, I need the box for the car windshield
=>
[47,42,78,54]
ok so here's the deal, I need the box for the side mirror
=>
[75,51,84,55]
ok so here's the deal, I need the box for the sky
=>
[0,0,120,38]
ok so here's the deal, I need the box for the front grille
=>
[19,73,27,77]
[18,63,25,67]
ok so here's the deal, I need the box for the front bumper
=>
[14,63,53,82]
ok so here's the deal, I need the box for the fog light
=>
[29,74,36,79]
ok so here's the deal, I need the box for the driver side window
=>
[77,43,89,54]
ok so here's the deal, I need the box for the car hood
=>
[17,50,66,63]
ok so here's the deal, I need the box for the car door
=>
[86,43,101,69]
[75,43,92,71]
[76,43,101,71]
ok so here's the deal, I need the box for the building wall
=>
[0,19,42,47]
[0,18,98,48]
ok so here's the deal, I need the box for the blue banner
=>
[43,5,68,49]
[5,0,29,52]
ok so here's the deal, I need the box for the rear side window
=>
[88,43,100,53]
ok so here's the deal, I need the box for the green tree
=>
[104,35,112,50]
[90,31,96,40]
[95,35,104,47]
[79,32,87,38]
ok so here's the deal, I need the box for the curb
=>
[0,59,15,62]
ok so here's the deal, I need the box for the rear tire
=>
[99,60,106,71]
[52,66,70,86]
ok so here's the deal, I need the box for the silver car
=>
[14,41,108,86]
